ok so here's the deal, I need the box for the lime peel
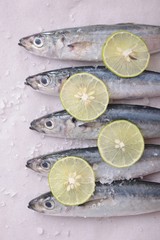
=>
[97,120,145,168]
[48,156,95,206]
[102,31,150,78]
[60,72,109,121]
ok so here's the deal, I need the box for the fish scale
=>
[28,180,160,217]
[20,23,160,217]
[19,24,160,62]
[26,144,160,183]
[25,66,160,100]
[30,104,160,139]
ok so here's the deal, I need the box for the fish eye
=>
[33,37,43,48]
[40,76,50,86]
[71,117,76,123]
[45,120,54,129]
[44,200,55,209]
[41,161,51,169]
[58,78,62,84]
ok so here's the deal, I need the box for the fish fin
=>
[143,36,160,54]
[67,41,92,52]
[147,52,160,72]
[77,121,98,128]
[77,195,103,206]
[149,49,160,54]
[116,23,135,25]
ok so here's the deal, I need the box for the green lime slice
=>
[60,72,109,121]
[102,31,150,78]
[48,156,95,206]
[98,120,144,168]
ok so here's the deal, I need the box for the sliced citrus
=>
[97,120,144,168]
[102,31,150,78]
[60,72,109,121]
[48,156,95,206]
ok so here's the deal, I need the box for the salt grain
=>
[37,227,44,235]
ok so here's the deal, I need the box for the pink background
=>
[0,0,160,239]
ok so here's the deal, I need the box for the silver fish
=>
[25,66,160,99]
[18,24,160,61]
[28,180,160,217]
[26,145,160,183]
[30,104,160,139]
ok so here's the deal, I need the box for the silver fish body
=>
[28,180,160,217]
[26,144,160,183]
[30,104,160,139]
[19,24,160,61]
[25,66,160,99]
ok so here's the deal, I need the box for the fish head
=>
[26,157,53,174]
[28,192,63,214]
[25,70,70,95]
[18,33,54,57]
[25,73,53,93]
[30,112,67,136]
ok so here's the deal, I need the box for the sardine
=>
[30,104,160,139]
[25,66,160,99]
[26,145,160,183]
[28,180,160,217]
[18,24,160,62]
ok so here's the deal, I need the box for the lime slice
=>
[102,31,150,78]
[98,120,144,168]
[60,72,109,121]
[48,156,95,206]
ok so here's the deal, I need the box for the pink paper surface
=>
[0,0,160,239]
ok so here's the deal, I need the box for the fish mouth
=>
[18,38,26,48]
[26,160,32,169]
[25,77,32,87]
[29,125,37,131]
[29,125,43,132]
[18,41,23,47]
[18,37,32,50]
[30,120,38,131]
[28,202,33,209]
[28,199,45,213]
[29,125,40,132]
[28,200,36,210]
[25,77,38,90]
[29,121,45,133]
